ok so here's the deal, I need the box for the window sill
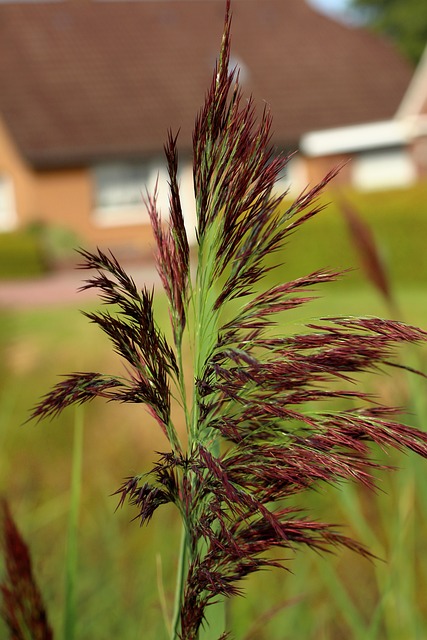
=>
[92,206,150,228]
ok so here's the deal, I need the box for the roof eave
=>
[300,120,410,157]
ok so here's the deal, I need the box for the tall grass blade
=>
[63,407,84,640]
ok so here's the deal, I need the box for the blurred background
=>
[0,0,426,638]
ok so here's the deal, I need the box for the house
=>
[0,0,413,255]
[300,45,427,191]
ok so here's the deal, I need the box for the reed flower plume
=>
[30,3,427,638]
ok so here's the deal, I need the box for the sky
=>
[308,0,351,18]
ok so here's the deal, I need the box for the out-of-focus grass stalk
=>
[320,560,368,636]
[63,406,84,640]
[337,192,427,638]
[156,553,172,637]
[337,192,401,318]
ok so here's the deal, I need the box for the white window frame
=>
[92,159,169,227]
[0,173,17,232]
[352,147,417,191]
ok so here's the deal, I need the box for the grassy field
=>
[1,183,427,638]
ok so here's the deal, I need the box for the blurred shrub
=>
[0,223,81,279]
[0,230,46,278]
[27,221,81,270]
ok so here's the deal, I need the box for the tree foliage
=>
[350,0,427,65]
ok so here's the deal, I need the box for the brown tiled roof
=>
[0,0,412,168]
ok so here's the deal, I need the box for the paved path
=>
[0,263,160,309]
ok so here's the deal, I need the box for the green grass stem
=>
[171,523,190,640]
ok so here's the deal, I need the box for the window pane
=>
[92,160,169,227]
[93,162,150,210]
